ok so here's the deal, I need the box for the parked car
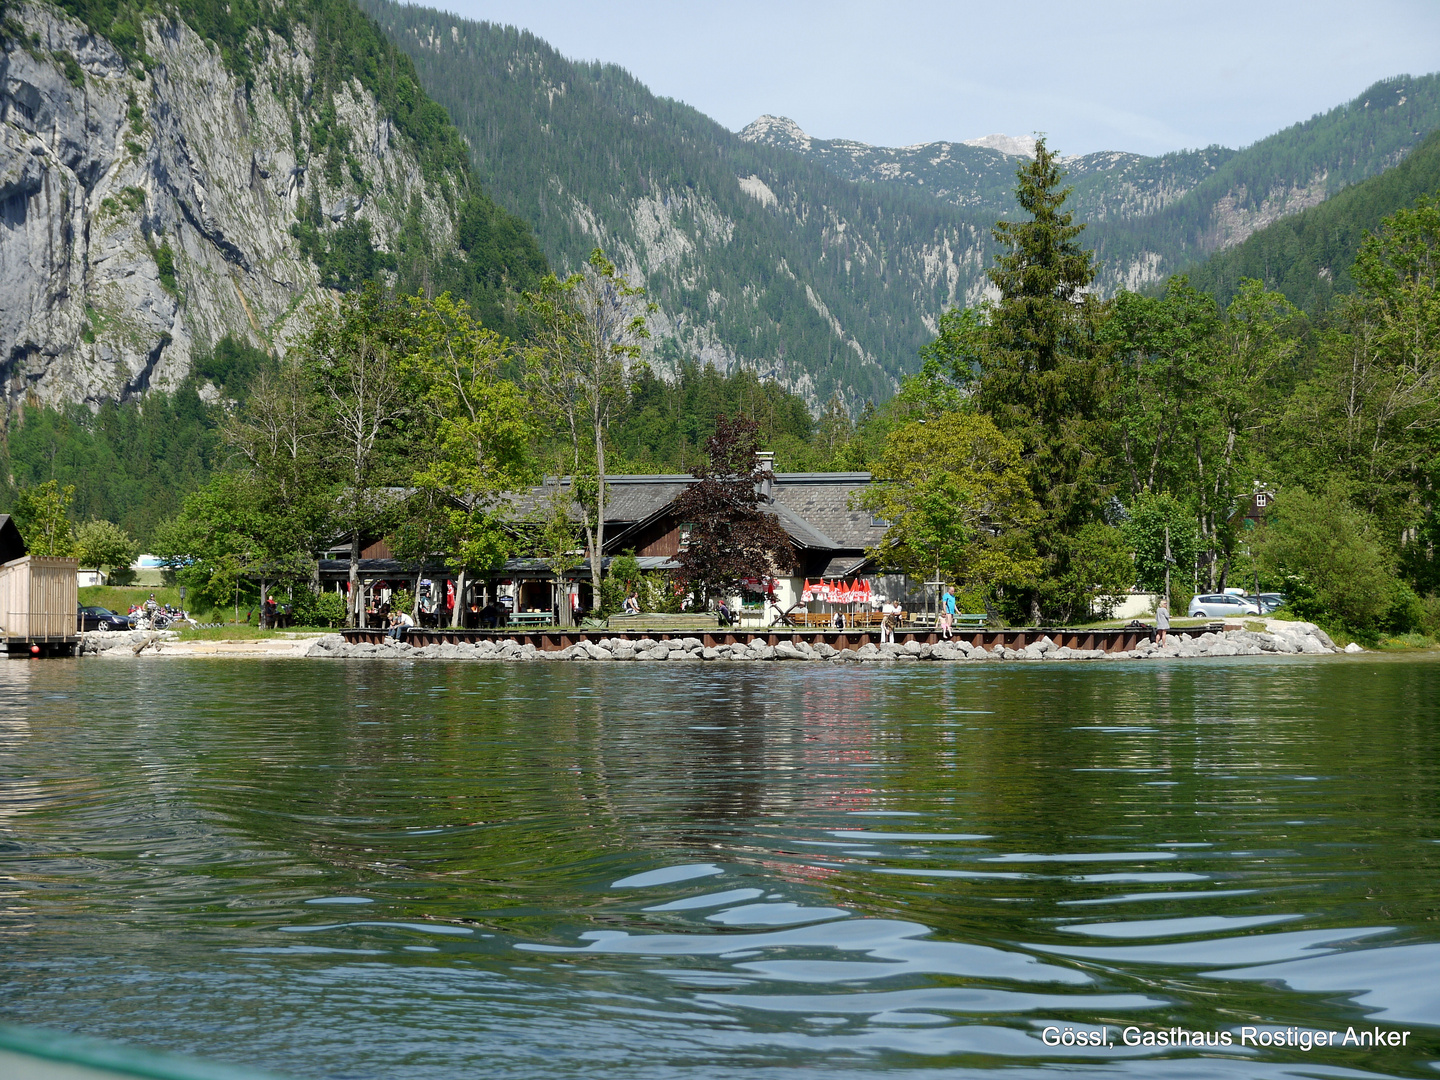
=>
[1256,593,1287,613]
[1187,594,1261,618]
[78,605,134,631]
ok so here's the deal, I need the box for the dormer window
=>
[870,514,891,528]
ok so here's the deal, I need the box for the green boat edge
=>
[0,1024,295,1080]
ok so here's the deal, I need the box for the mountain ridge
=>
[362,0,1440,407]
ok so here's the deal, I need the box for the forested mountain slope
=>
[360,0,1001,406]
[744,75,1440,294]
[0,0,543,420]
[1184,128,1440,311]
[354,0,1440,401]
[738,113,1233,226]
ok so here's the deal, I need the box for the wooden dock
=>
[340,623,1224,654]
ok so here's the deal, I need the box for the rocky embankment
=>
[78,629,179,655]
[305,620,1352,663]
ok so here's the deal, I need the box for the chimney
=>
[756,451,775,503]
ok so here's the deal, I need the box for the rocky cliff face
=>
[0,1,456,418]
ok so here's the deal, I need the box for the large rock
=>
[0,2,467,417]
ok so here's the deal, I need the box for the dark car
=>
[78,605,134,631]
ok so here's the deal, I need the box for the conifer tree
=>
[975,137,1114,622]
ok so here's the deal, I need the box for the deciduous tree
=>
[672,414,795,604]
[12,480,75,557]
[859,413,1040,615]
[73,519,138,577]
[522,249,653,601]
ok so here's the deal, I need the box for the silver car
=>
[1187,593,1261,618]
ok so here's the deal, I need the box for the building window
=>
[679,522,695,548]
[870,514,891,528]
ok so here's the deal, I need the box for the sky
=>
[425,0,1440,156]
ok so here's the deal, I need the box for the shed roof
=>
[0,515,28,564]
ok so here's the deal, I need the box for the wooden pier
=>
[340,623,1225,654]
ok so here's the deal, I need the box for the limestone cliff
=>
[0,1,461,417]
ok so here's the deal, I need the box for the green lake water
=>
[1,653,1438,1079]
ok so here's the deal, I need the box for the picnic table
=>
[505,611,552,628]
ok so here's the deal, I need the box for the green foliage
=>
[0,390,222,544]
[522,249,653,591]
[153,240,177,294]
[1188,129,1440,313]
[608,362,817,473]
[312,590,348,627]
[860,413,1040,603]
[191,335,273,397]
[1254,487,1396,634]
[11,479,75,556]
[73,518,138,572]
[1091,74,1440,290]
[292,212,396,292]
[1122,492,1200,595]
[1056,522,1133,620]
[54,49,84,86]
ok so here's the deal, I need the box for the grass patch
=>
[173,625,332,641]
[80,584,183,612]
[1374,632,1440,650]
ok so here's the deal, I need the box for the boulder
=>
[1344,641,1364,653]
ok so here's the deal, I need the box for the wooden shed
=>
[0,515,78,656]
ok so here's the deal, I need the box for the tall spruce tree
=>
[975,137,1113,622]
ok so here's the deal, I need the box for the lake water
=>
[2,654,1438,1079]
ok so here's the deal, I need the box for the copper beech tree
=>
[672,415,795,604]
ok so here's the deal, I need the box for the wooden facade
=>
[0,555,79,649]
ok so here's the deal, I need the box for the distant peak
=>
[740,115,811,151]
[962,133,1035,157]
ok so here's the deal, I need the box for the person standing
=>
[940,586,957,641]
[1154,596,1170,646]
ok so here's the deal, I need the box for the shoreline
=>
[74,620,1354,662]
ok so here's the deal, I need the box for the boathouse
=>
[0,514,79,655]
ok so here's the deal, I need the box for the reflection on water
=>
[1,654,1439,1079]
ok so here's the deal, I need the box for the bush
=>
[1254,487,1397,634]
[290,588,347,628]
[314,591,347,627]
[1124,492,1200,594]
[1417,594,1440,636]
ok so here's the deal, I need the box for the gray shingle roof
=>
[512,473,884,553]
[773,479,888,551]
